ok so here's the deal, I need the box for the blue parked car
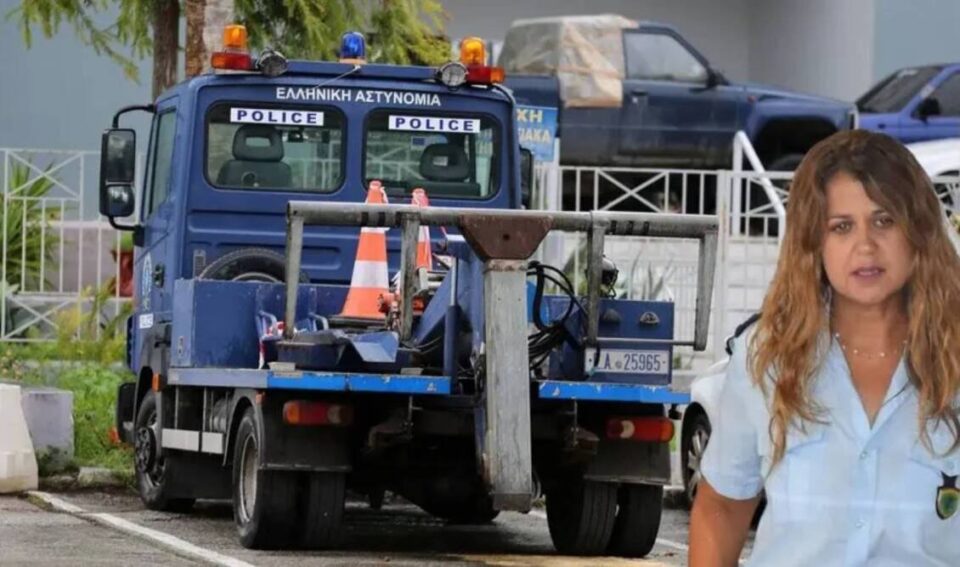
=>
[858,64,960,143]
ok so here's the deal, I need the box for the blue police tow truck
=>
[100,28,718,556]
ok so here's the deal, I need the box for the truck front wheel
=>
[545,477,617,555]
[607,483,663,557]
[134,391,194,513]
[233,407,298,549]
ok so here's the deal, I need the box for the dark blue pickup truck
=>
[499,16,857,171]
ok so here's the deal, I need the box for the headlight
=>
[257,48,288,77]
[438,62,467,88]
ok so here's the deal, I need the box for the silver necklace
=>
[833,332,906,360]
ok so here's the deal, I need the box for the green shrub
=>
[4,161,59,291]
[57,364,132,471]
[52,281,132,364]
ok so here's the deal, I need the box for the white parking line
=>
[528,508,690,553]
[28,491,255,567]
[653,538,689,552]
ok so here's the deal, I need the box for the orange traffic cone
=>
[411,188,433,271]
[339,183,390,320]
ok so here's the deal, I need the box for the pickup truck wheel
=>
[607,483,663,558]
[200,248,307,283]
[233,407,298,549]
[546,477,617,555]
[134,391,194,513]
[767,153,804,174]
[299,471,346,549]
[681,410,711,508]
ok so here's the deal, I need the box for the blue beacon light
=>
[339,32,366,63]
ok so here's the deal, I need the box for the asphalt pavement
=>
[0,489,751,566]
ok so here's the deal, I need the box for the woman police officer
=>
[690,130,960,566]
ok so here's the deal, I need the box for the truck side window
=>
[146,111,177,217]
[930,73,960,116]
[624,32,707,84]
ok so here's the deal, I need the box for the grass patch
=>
[6,353,134,475]
[57,364,133,471]
[1,282,134,476]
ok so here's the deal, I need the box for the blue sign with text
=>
[516,105,558,162]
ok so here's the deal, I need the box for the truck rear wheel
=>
[607,483,663,558]
[299,471,346,549]
[134,391,194,513]
[233,407,298,549]
[546,477,617,555]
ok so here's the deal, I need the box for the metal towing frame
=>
[282,202,719,511]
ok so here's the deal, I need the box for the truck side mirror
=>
[917,97,942,121]
[520,148,534,208]
[99,129,137,218]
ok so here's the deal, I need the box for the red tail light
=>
[466,65,505,85]
[606,417,674,442]
[210,51,253,71]
[283,401,353,426]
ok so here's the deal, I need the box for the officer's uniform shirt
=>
[701,330,960,566]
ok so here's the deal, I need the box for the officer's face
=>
[822,171,914,308]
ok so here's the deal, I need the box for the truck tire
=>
[299,471,346,549]
[607,483,663,558]
[408,475,500,524]
[134,391,195,513]
[546,477,617,555]
[681,409,711,508]
[199,248,307,283]
[233,407,298,549]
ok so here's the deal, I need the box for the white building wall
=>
[745,0,875,101]
[873,0,960,81]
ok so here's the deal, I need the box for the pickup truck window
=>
[205,104,344,192]
[624,32,707,83]
[364,111,499,199]
[857,66,941,113]
[930,73,960,116]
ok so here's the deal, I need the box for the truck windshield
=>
[364,111,499,199]
[857,66,941,113]
[205,104,344,192]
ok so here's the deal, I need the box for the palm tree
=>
[185,0,236,78]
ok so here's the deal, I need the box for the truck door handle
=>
[153,264,165,287]
[629,90,648,104]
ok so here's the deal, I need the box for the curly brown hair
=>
[750,129,960,466]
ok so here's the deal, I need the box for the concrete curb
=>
[40,467,132,492]
[27,491,255,567]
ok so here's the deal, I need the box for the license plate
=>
[585,349,670,375]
